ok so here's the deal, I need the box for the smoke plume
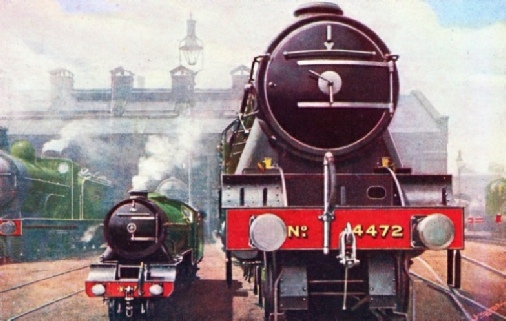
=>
[132,117,204,191]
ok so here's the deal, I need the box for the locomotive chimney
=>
[294,2,343,17]
[129,190,149,199]
[49,68,75,112]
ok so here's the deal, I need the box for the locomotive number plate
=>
[352,224,404,239]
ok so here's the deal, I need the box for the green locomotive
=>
[0,139,114,261]
[486,177,506,217]
[86,190,204,320]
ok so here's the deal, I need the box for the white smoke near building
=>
[42,122,78,155]
[40,120,127,184]
[42,120,100,155]
[132,117,204,191]
[42,137,69,155]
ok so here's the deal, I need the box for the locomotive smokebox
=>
[104,192,167,260]
[255,2,399,161]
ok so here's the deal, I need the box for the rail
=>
[7,290,83,320]
[410,272,506,321]
[461,255,506,278]
[413,257,506,320]
[0,265,88,293]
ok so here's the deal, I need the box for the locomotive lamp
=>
[0,220,17,235]
[412,214,455,250]
[179,14,203,69]
[149,284,164,296]
[91,284,106,296]
[249,214,287,252]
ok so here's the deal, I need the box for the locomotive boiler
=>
[85,190,204,320]
[219,3,464,320]
[0,138,114,262]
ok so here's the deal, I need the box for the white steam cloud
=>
[42,120,101,154]
[132,118,204,191]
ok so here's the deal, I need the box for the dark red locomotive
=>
[219,3,464,320]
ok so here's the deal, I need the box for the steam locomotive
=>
[0,135,114,262]
[486,178,506,217]
[85,191,204,320]
[219,3,464,320]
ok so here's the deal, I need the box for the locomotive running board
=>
[85,263,177,298]
[225,207,464,251]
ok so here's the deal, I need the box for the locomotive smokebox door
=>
[255,2,399,160]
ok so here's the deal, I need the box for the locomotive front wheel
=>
[107,299,156,321]
[108,299,125,321]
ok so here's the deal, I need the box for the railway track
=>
[412,256,506,321]
[410,272,506,321]
[1,243,503,320]
[0,263,91,321]
[0,265,88,294]
[465,235,506,247]
[461,254,506,278]
[6,290,83,321]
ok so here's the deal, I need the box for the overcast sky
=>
[0,0,504,174]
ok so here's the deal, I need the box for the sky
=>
[0,0,504,174]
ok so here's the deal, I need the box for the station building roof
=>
[0,90,446,137]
